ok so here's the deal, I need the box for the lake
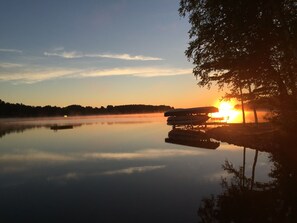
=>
[0,114,287,222]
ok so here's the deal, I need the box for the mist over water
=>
[0,114,274,222]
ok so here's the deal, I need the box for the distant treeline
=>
[0,100,173,117]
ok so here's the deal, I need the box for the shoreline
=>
[0,112,166,123]
[206,123,295,153]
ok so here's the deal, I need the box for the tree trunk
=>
[248,84,258,125]
[239,85,246,125]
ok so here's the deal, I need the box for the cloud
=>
[0,48,22,53]
[0,66,191,84]
[0,166,28,174]
[53,47,65,51]
[0,68,82,84]
[0,62,23,68]
[44,50,163,61]
[47,172,80,181]
[44,51,83,59]
[102,165,166,175]
[80,67,192,78]
[93,53,163,61]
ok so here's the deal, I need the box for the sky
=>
[0,0,221,108]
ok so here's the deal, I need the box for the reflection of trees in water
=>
[198,145,297,223]
[0,119,155,139]
[0,125,41,138]
[0,123,82,138]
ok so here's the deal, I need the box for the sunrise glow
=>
[211,101,241,123]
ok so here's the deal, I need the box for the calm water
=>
[0,114,279,222]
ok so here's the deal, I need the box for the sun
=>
[211,101,240,123]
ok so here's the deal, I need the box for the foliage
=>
[179,0,297,128]
[0,99,173,117]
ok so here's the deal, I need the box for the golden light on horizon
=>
[212,101,241,123]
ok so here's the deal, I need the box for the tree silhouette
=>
[179,0,297,128]
[0,99,173,117]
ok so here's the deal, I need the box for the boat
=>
[164,106,218,117]
[50,125,74,130]
[167,115,210,126]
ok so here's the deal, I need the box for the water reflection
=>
[0,115,288,222]
[0,148,207,167]
[47,165,167,182]
[0,115,156,138]
[165,129,220,149]
[0,122,82,138]
[198,136,297,222]
[163,118,297,222]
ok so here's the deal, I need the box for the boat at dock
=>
[164,106,218,117]
[165,106,219,127]
[167,115,210,126]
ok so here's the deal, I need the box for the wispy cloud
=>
[0,48,22,53]
[0,62,23,68]
[44,50,163,61]
[53,46,65,51]
[44,51,83,59]
[47,172,80,181]
[0,66,191,84]
[80,67,191,78]
[102,165,166,175]
[0,68,82,84]
[94,53,163,61]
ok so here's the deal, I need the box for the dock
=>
[164,106,223,129]
[164,106,222,149]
